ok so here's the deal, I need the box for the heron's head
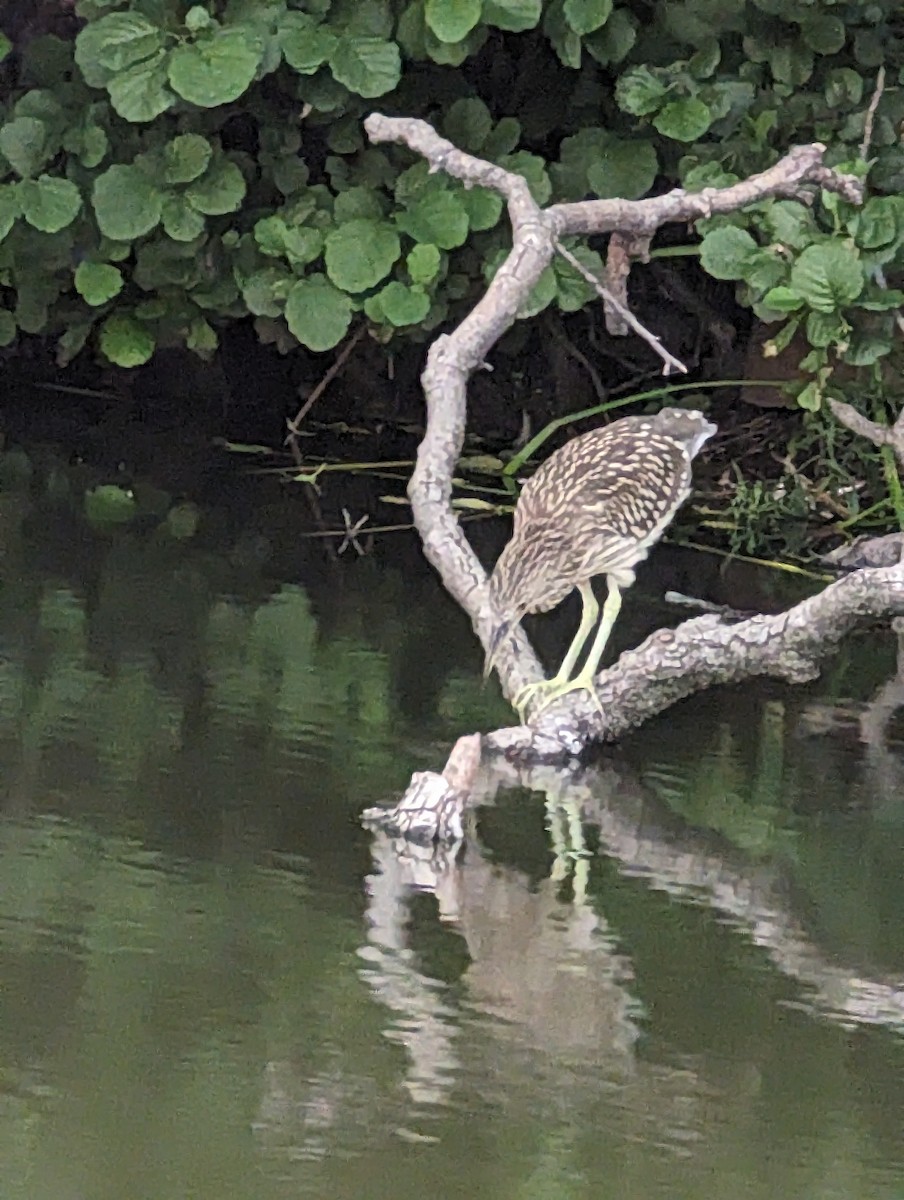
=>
[483,527,575,680]
[651,407,717,459]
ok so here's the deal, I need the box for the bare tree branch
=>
[363,114,871,763]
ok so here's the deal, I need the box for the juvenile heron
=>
[485,407,717,719]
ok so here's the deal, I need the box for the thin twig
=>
[554,239,688,375]
[860,64,886,161]
[285,322,366,444]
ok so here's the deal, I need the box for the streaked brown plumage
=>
[485,407,717,719]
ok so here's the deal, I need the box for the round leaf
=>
[99,314,156,366]
[482,0,542,32]
[615,66,666,116]
[279,12,338,73]
[108,51,175,122]
[653,98,713,142]
[459,186,503,230]
[164,134,212,184]
[19,176,82,232]
[789,242,864,312]
[75,260,124,306]
[407,243,441,284]
[328,36,401,98]
[397,190,469,249]
[85,484,139,526]
[168,30,263,107]
[285,275,352,350]
[75,12,164,82]
[161,194,206,241]
[376,281,430,326]
[699,226,758,280]
[799,14,846,55]
[92,163,163,239]
[443,97,493,152]
[0,184,20,242]
[325,218,400,291]
[0,117,49,178]
[425,0,482,43]
[184,158,246,215]
[586,138,657,200]
[563,0,612,36]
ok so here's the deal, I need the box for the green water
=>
[2,472,904,1200]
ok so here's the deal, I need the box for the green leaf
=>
[0,34,11,63]
[853,197,904,250]
[585,8,635,64]
[185,158,246,215]
[586,138,657,200]
[324,218,400,291]
[92,163,163,239]
[108,51,175,121]
[761,286,804,313]
[0,117,50,178]
[75,260,123,305]
[0,310,16,346]
[761,201,817,251]
[688,39,720,79]
[425,0,483,43]
[278,12,338,73]
[554,244,603,311]
[164,134,213,185]
[789,242,864,312]
[654,98,712,142]
[0,184,22,241]
[185,5,214,32]
[543,0,581,68]
[375,280,431,326]
[187,316,218,356]
[161,194,207,241]
[19,177,82,232]
[483,116,521,159]
[285,275,352,350]
[237,266,294,316]
[615,67,667,116]
[563,0,612,36]
[443,97,493,152]
[57,319,93,365]
[519,264,557,319]
[699,226,758,280]
[407,242,441,284]
[329,36,401,97]
[482,0,542,32]
[334,186,385,222]
[499,151,551,204]
[799,14,846,55]
[795,381,821,412]
[397,190,469,249]
[75,12,164,82]
[459,186,503,230]
[99,314,156,366]
[806,311,847,348]
[85,483,139,525]
[824,68,863,108]
[168,30,263,107]
[254,216,323,266]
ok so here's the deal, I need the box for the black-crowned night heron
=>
[484,407,717,719]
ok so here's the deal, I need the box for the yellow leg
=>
[513,581,600,721]
[515,579,622,720]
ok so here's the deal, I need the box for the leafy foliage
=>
[0,0,900,379]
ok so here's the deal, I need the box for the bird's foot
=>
[513,672,603,722]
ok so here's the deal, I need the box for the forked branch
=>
[363,114,877,761]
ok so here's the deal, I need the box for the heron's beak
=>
[483,618,514,682]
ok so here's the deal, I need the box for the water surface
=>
[2,458,904,1200]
